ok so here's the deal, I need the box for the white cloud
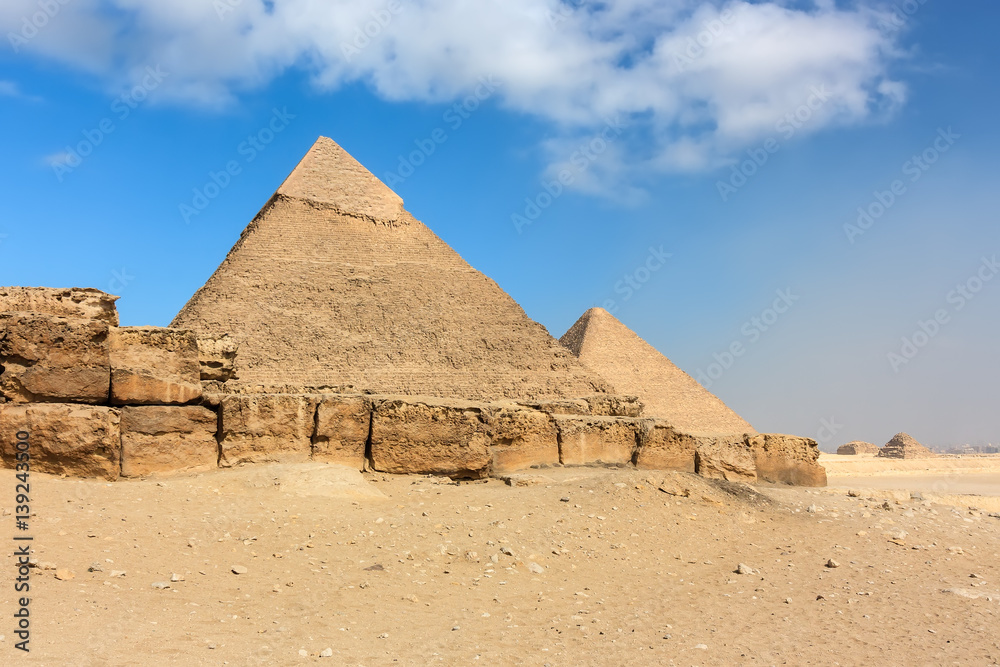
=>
[3,0,909,188]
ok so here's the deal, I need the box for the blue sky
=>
[1,1,998,450]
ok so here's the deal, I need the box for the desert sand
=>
[3,462,999,666]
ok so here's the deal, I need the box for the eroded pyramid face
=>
[172,137,609,401]
[560,307,756,436]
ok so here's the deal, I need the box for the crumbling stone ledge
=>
[0,390,825,486]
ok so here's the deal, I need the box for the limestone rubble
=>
[837,440,881,455]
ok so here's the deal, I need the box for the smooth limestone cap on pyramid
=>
[172,137,609,401]
[560,308,756,436]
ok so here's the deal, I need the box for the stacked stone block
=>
[0,288,218,480]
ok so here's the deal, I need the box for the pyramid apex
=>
[276,136,405,222]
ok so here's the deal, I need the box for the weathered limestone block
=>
[555,416,639,466]
[120,406,218,477]
[749,433,827,487]
[635,421,697,472]
[109,327,201,405]
[370,397,491,477]
[517,398,590,415]
[218,394,320,466]
[583,394,644,417]
[313,395,371,469]
[485,406,559,473]
[694,435,756,483]
[0,286,119,325]
[196,334,238,382]
[0,403,120,480]
[0,313,110,403]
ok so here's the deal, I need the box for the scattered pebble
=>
[232,565,248,575]
[826,559,840,569]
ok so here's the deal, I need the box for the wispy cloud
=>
[0,80,22,97]
[43,151,74,167]
[2,0,912,190]
[0,79,42,102]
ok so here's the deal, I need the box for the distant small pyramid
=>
[878,432,936,459]
[172,137,610,401]
[560,308,755,436]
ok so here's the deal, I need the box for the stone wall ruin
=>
[0,287,824,485]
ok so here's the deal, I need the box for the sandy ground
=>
[823,453,1000,510]
[3,463,1000,666]
[830,473,1000,498]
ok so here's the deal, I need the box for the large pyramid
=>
[172,137,610,401]
[560,308,756,436]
